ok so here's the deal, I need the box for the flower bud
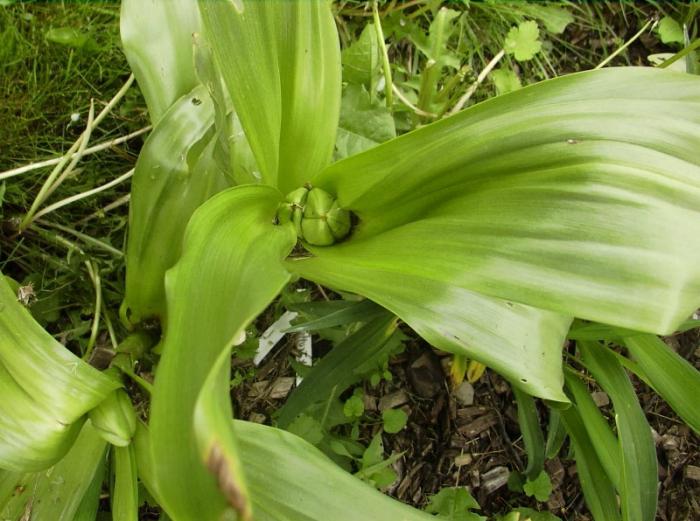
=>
[276,186,352,246]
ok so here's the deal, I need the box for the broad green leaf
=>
[344,394,365,419]
[148,185,296,520]
[623,333,700,433]
[491,68,522,95]
[0,422,107,520]
[305,68,700,336]
[289,259,571,401]
[199,0,341,193]
[424,486,484,521]
[657,16,684,45]
[357,433,398,488]
[0,274,118,471]
[192,32,258,187]
[194,347,254,520]
[287,414,325,446]
[564,369,621,488]
[523,471,553,502]
[383,408,408,434]
[336,84,397,160]
[580,342,658,521]
[112,445,139,521]
[518,5,574,34]
[559,405,622,521]
[72,449,106,521]
[0,471,21,510]
[122,85,229,324]
[120,0,201,123]
[232,420,434,521]
[0,362,84,471]
[513,387,545,479]
[504,21,542,61]
[277,314,397,427]
[342,23,381,88]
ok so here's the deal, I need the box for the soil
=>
[228,318,700,520]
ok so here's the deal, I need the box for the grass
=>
[1,1,149,354]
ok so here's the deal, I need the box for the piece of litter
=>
[295,331,312,386]
[253,311,298,366]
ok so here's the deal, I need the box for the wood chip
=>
[457,412,497,437]
[456,406,490,423]
[591,391,610,407]
[248,413,266,424]
[379,390,409,411]
[685,465,700,481]
[480,466,509,494]
[454,453,473,467]
[407,352,444,398]
[247,377,295,399]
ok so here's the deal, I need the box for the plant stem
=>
[76,194,131,225]
[391,84,437,118]
[26,169,134,227]
[448,49,505,116]
[372,1,393,109]
[19,74,135,231]
[0,126,150,182]
[595,18,656,70]
[84,260,102,361]
[35,220,124,257]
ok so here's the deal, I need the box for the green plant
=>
[2,1,700,520]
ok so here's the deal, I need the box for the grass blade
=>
[564,368,621,488]
[623,333,700,433]
[580,341,658,521]
[560,405,622,521]
[513,386,545,479]
[277,312,397,427]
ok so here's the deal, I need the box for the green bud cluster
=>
[277,186,352,246]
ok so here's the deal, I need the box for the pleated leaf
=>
[148,185,296,520]
[289,260,571,401]
[0,274,118,471]
[199,0,342,192]
[230,420,435,521]
[120,0,201,123]
[0,422,107,520]
[122,85,229,324]
[303,68,700,336]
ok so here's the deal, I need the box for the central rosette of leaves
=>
[276,185,352,246]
